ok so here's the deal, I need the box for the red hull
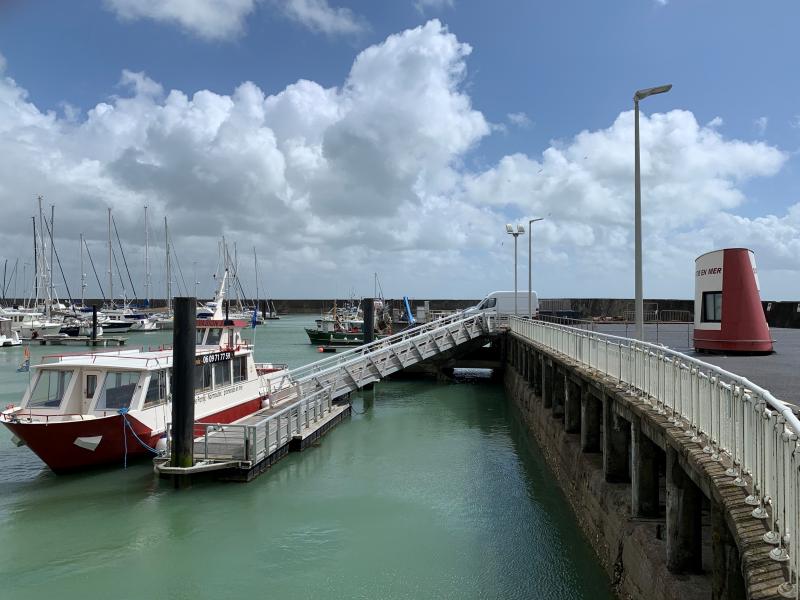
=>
[3,396,266,473]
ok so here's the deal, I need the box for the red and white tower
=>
[693,248,773,353]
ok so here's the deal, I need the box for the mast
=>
[38,196,50,317]
[253,246,259,308]
[50,204,55,307]
[193,261,198,297]
[80,233,85,306]
[107,207,113,308]
[165,216,171,313]
[144,205,150,306]
[31,217,37,308]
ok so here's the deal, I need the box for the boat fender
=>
[155,437,168,454]
[261,393,271,409]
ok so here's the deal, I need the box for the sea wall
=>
[503,333,788,600]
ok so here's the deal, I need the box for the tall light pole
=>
[634,83,672,340]
[506,223,525,315]
[528,217,544,319]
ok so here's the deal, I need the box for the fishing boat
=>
[0,315,291,473]
[304,292,400,346]
[0,317,21,347]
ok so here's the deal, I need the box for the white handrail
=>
[510,315,799,593]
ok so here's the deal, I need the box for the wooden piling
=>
[171,297,196,486]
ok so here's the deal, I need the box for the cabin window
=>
[86,374,97,399]
[196,329,205,345]
[28,370,73,409]
[233,355,247,383]
[144,370,167,406]
[194,363,212,392]
[702,291,722,323]
[214,360,231,388]
[96,371,140,411]
[206,328,222,346]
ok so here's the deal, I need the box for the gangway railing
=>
[510,316,799,596]
[159,312,497,472]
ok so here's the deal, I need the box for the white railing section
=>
[191,387,334,464]
[510,316,799,595]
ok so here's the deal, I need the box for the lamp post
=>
[634,83,672,340]
[506,223,525,316]
[528,217,544,319]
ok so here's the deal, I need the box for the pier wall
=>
[503,333,787,600]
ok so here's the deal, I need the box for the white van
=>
[465,290,539,316]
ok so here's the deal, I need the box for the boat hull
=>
[2,396,266,473]
[304,327,370,346]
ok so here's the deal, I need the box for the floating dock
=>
[154,310,494,482]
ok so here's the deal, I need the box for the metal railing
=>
[187,387,334,464]
[510,316,799,596]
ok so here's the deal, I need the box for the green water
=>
[0,316,613,599]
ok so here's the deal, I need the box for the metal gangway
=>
[156,311,497,475]
[509,316,800,597]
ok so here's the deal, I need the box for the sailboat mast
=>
[50,204,55,306]
[144,205,150,305]
[253,247,259,308]
[107,207,113,308]
[80,233,85,306]
[31,218,37,308]
[38,196,49,317]
[164,216,171,312]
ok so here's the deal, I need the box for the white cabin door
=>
[83,371,102,413]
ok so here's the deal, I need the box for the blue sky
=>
[0,0,797,300]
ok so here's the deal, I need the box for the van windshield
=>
[478,297,496,309]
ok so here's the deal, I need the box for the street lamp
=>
[506,223,526,316]
[527,217,544,319]
[634,83,672,340]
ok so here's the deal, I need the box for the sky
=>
[0,0,798,301]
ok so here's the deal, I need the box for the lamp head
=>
[634,84,672,102]
[506,224,514,234]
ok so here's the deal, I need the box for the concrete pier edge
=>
[504,332,788,600]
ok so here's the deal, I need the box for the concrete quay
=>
[504,332,789,600]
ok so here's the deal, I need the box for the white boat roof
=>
[37,344,242,371]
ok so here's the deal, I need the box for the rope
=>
[118,408,161,469]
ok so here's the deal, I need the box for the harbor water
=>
[0,315,613,599]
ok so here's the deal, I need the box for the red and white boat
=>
[1,316,292,474]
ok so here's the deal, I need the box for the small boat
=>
[0,317,21,347]
[1,317,292,473]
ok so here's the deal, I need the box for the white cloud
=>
[104,0,259,40]
[278,0,366,35]
[0,20,795,300]
[104,0,366,40]
[507,112,532,129]
[754,116,768,135]
[0,52,6,73]
[706,116,723,128]
[791,115,800,129]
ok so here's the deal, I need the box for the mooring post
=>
[362,298,375,390]
[363,297,374,345]
[91,304,98,341]
[603,396,630,482]
[631,420,660,517]
[666,446,703,573]
[171,296,196,487]
[580,385,602,453]
[564,377,581,434]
